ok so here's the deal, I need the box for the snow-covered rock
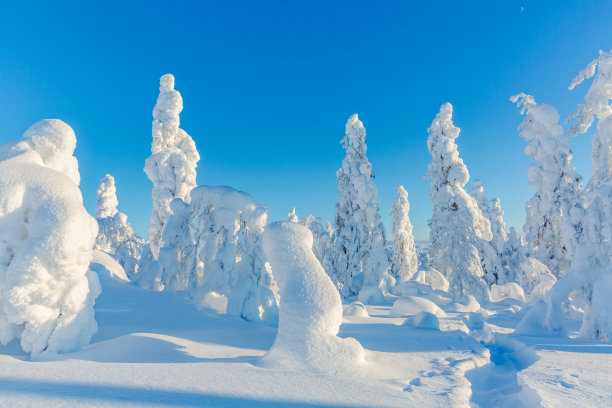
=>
[0,119,100,358]
[402,311,440,330]
[261,221,365,375]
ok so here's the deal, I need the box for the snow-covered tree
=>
[390,185,418,283]
[144,74,200,260]
[332,114,391,303]
[426,103,492,303]
[469,180,506,285]
[544,50,612,341]
[502,227,526,283]
[0,119,100,358]
[511,93,584,278]
[287,207,299,223]
[151,186,278,323]
[94,174,144,279]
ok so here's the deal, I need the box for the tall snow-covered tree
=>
[390,185,418,283]
[544,50,612,341]
[94,174,144,279]
[332,114,390,303]
[426,103,492,303]
[144,74,200,260]
[511,93,584,278]
[469,180,506,284]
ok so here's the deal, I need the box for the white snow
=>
[389,296,447,318]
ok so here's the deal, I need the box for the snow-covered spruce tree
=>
[0,119,100,358]
[426,103,492,303]
[469,180,506,285]
[502,227,526,282]
[154,186,278,323]
[511,93,584,278]
[332,114,391,303]
[144,74,200,260]
[390,185,418,283]
[287,207,299,223]
[94,174,144,279]
[544,50,612,340]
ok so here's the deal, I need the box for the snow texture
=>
[426,103,492,303]
[390,185,418,283]
[144,74,199,259]
[332,114,391,303]
[0,119,100,358]
[511,93,584,278]
[389,296,447,318]
[261,221,365,375]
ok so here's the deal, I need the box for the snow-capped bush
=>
[490,283,525,303]
[144,74,199,260]
[261,221,365,375]
[390,185,418,283]
[516,258,556,300]
[511,93,584,278]
[147,186,278,323]
[343,301,369,319]
[332,114,390,303]
[402,311,440,330]
[426,103,492,303]
[411,269,449,292]
[543,50,612,341]
[389,296,446,318]
[0,119,100,358]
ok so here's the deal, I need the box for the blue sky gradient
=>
[0,1,611,239]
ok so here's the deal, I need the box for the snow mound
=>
[411,269,449,292]
[0,119,100,358]
[515,300,550,336]
[343,301,369,319]
[390,296,447,318]
[491,283,525,303]
[402,311,440,330]
[91,250,129,282]
[446,295,481,313]
[261,221,365,375]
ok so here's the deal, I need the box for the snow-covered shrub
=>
[511,93,584,278]
[402,311,440,330]
[411,269,449,292]
[516,258,556,300]
[446,295,481,313]
[490,283,525,303]
[94,174,144,278]
[343,301,369,319]
[543,50,612,341]
[332,114,391,303]
[261,221,365,375]
[389,296,446,318]
[144,74,199,260]
[425,103,492,303]
[390,185,418,283]
[148,186,278,323]
[0,119,100,358]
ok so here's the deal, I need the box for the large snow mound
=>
[411,268,450,292]
[0,119,100,358]
[261,221,365,375]
[390,296,447,318]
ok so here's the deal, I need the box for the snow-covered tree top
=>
[96,174,118,219]
[287,207,299,223]
[426,103,469,190]
[470,180,489,212]
[151,73,185,155]
[190,186,268,230]
[0,119,81,186]
[567,49,612,137]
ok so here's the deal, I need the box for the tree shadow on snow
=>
[0,377,357,408]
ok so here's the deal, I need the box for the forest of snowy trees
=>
[0,49,611,361]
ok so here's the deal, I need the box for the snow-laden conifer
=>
[332,114,390,303]
[544,50,612,340]
[390,185,418,283]
[469,180,506,284]
[511,93,584,278]
[144,74,199,259]
[426,103,492,303]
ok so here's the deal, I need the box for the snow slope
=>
[0,254,609,407]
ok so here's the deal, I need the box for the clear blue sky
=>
[0,1,610,240]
